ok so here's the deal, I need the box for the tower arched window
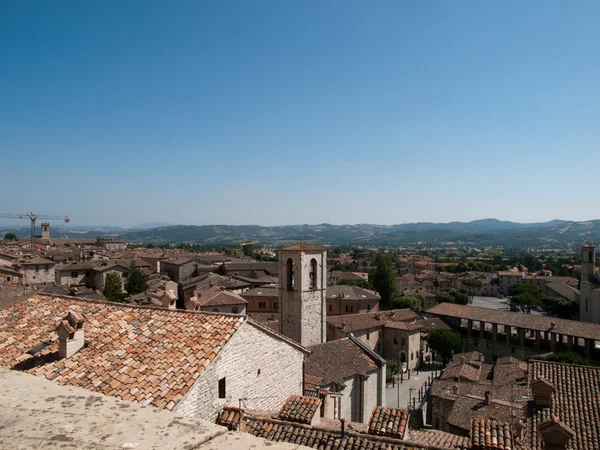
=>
[286,258,294,291]
[310,258,318,289]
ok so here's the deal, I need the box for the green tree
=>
[461,278,484,303]
[370,254,397,309]
[509,283,542,313]
[544,352,588,365]
[3,233,17,240]
[242,243,255,257]
[541,296,577,319]
[391,294,424,314]
[337,279,375,290]
[126,262,147,295]
[103,272,125,302]
[427,329,464,363]
[436,292,455,304]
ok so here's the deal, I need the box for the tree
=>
[427,329,464,363]
[391,294,424,314]
[103,272,124,302]
[126,262,147,295]
[461,278,484,303]
[436,292,454,304]
[370,254,397,309]
[544,352,588,365]
[242,243,255,257]
[3,233,17,240]
[541,295,577,319]
[509,283,542,313]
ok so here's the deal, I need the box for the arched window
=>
[231,306,239,314]
[310,258,318,289]
[400,352,406,363]
[286,258,294,290]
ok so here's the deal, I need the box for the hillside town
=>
[0,224,599,450]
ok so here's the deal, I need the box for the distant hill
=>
[3,219,599,248]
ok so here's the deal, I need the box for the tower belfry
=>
[278,242,327,346]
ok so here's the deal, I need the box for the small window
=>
[328,304,333,312]
[366,333,370,341]
[259,302,266,309]
[85,271,90,277]
[35,266,39,272]
[367,304,371,311]
[218,377,226,399]
[345,305,353,313]
[411,352,414,360]
[231,306,239,314]
[44,265,49,272]
[273,302,278,310]
[72,272,78,278]
[394,337,399,345]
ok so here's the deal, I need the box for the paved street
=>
[385,367,437,410]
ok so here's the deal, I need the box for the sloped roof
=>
[217,406,244,431]
[192,287,248,307]
[327,309,418,334]
[278,394,320,424]
[469,418,523,450]
[0,294,244,411]
[527,360,600,450]
[428,303,600,340]
[305,338,378,386]
[279,242,327,252]
[326,285,380,301]
[368,406,409,439]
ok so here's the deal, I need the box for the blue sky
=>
[1,1,599,227]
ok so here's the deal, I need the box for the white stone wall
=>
[278,250,327,346]
[351,327,383,355]
[174,320,305,422]
[22,265,55,285]
[361,370,380,423]
[56,270,92,287]
[339,376,356,422]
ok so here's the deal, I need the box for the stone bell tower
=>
[278,242,327,347]
[580,244,597,323]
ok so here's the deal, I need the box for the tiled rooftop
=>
[0,294,244,411]
[428,302,600,340]
[368,406,409,440]
[217,406,245,431]
[327,309,418,334]
[278,394,320,424]
[527,360,600,450]
[279,242,327,252]
[469,418,519,450]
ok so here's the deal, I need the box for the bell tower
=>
[278,242,327,346]
[580,244,597,322]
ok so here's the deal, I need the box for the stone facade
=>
[174,321,306,421]
[21,263,55,285]
[351,327,383,355]
[160,259,212,283]
[279,248,327,347]
[382,327,421,370]
[336,370,382,423]
[580,244,600,324]
[93,266,129,291]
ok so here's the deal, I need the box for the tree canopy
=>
[391,294,425,314]
[103,272,125,302]
[508,283,542,313]
[370,254,397,309]
[427,329,464,363]
[436,289,469,305]
[3,233,17,240]
[544,352,588,366]
[126,262,148,295]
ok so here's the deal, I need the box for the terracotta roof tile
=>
[278,395,320,424]
[279,242,327,252]
[0,294,244,411]
[368,406,409,439]
[217,406,244,431]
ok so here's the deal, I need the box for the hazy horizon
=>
[1,1,599,227]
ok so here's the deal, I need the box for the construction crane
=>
[0,213,70,255]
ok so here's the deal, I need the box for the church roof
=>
[279,242,327,252]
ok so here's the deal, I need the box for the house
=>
[325,285,380,315]
[159,257,213,283]
[240,286,279,313]
[0,266,23,284]
[54,261,96,287]
[16,257,56,285]
[125,276,178,309]
[182,272,251,304]
[185,285,248,314]
[304,336,386,424]
[0,294,308,422]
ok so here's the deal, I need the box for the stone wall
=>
[175,320,305,421]
[22,265,55,285]
[351,327,383,355]
[200,304,246,315]
[382,328,421,369]
[279,250,327,346]
[56,269,93,287]
[361,369,381,423]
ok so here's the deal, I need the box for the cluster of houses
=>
[1,231,600,449]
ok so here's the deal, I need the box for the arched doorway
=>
[400,352,406,363]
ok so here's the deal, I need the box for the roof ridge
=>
[28,294,250,319]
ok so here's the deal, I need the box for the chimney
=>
[538,417,575,450]
[340,418,345,439]
[531,378,556,408]
[56,310,85,358]
[550,322,556,330]
[484,391,491,404]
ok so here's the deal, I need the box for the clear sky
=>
[1,1,599,227]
